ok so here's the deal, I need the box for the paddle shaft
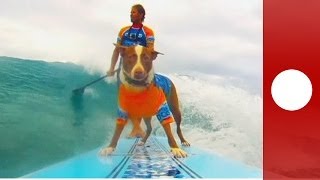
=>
[72,69,119,93]
[79,74,108,89]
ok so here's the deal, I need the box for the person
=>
[103,4,190,147]
[106,4,155,139]
[106,4,155,77]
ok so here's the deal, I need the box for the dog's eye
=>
[128,54,137,61]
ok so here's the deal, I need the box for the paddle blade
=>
[72,88,85,95]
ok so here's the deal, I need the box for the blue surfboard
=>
[22,136,261,178]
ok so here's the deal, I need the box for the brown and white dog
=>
[100,44,189,158]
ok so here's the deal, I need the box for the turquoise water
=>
[0,57,118,177]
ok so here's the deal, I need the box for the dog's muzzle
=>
[133,70,146,80]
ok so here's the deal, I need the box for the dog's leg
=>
[138,117,152,145]
[162,122,187,158]
[168,84,190,146]
[100,123,125,156]
[128,117,146,138]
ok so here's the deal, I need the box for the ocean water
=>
[0,56,262,177]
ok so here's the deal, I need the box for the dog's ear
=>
[151,50,164,61]
[113,43,127,56]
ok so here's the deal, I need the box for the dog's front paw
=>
[99,147,115,156]
[171,148,187,158]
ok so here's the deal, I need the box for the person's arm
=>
[107,27,128,76]
[107,47,120,76]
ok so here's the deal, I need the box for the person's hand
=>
[106,69,116,76]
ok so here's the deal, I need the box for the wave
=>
[0,56,261,177]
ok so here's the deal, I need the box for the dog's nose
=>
[134,70,145,79]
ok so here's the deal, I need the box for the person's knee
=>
[146,127,152,133]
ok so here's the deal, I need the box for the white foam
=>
[83,88,99,98]
[168,73,262,168]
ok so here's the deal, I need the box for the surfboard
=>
[22,136,261,178]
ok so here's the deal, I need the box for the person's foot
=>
[181,140,191,146]
[177,129,190,146]
[127,128,146,138]
[99,147,115,156]
[137,141,145,146]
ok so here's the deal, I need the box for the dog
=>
[100,44,189,158]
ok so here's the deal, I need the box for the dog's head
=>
[115,44,163,86]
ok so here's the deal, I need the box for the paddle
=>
[72,69,119,95]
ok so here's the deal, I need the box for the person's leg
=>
[116,58,123,88]
[128,117,146,138]
[138,117,152,145]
